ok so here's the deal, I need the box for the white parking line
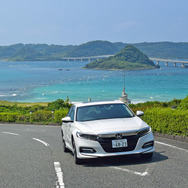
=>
[32,138,49,147]
[2,131,19,136]
[110,166,149,176]
[54,162,65,188]
[111,141,188,177]
[155,141,188,152]
[32,138,64,187]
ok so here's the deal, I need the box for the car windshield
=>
[76,103,134,122]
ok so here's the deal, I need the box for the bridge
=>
[149,58,188,67]
[62,55,188,67]
[62,55,114,62]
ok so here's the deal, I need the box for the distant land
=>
[85,45,158,70]
[1,41,188,61]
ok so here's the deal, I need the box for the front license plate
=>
[112,139,128,148]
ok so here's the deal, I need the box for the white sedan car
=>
[61,100,154,164]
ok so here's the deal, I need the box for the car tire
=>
[140,152,153,159]
[61,131,69,152]
[72,138,83,165]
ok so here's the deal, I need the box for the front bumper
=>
[74,131,155,159]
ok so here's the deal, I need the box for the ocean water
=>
[0,61,187,103]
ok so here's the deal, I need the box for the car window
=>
[68,106,75,121]
[76,104,134,122]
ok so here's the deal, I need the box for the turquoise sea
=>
[0,61,188,103]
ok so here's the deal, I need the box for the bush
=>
[0,107,70,124]
[0,98,72,124]
[54,108,69,124]
[25,105,46,113]
[47,98,72,111]
[31,110,53,122]
[142,108,188,136]
[17,114,30,122]
[178,96,188,110]
[0,112,21,122]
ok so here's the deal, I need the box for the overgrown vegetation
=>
[130,96,188,137]
[0,98,72,124]
[0,96,187,137]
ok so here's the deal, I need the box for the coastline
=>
[83,66,158,71]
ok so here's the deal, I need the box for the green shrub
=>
[129,99,182,113]
[54,108,69,124]
[178,96,188,110]
[0,112,21,122]
[142,108,188,136]
[17,114,30,122]
[47,98,72,111]
[25,105,46,113]
[31,110,53,122]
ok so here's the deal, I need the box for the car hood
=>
[75,117,148,134]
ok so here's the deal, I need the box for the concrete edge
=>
[154,132,188,143]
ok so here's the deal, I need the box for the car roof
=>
[73,100,125,108]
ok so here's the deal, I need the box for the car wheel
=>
[61,131,69,152]
[72,138,82,165]
[140,152,153,159]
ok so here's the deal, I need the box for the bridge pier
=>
[150,58,188,68]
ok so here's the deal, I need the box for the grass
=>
[0,100,48,107]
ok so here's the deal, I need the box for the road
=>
[0,124,188,188]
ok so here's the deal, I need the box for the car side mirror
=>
[62,116,73,123]
[136,111,144,117]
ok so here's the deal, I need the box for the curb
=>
[154,132,188,143]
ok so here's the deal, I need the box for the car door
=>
[66,106,75,148]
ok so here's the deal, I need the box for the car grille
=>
[98,135,139,153]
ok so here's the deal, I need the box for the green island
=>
[0,96,188,138]
[84,45,159,70]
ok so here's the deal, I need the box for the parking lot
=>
[0,124,188,188]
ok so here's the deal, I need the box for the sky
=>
[0,0,188,46]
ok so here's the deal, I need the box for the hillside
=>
[84,45,158,70]
[133,42,188,59]
[0,41,188,61]
[0,44,75,61]
[66,40,121,57]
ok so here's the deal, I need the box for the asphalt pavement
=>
[0,124,188,188]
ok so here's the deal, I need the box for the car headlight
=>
[76,132,99,141]
[137,127,151,137]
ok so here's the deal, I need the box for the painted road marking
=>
[54,162,65,188]
[32,138,50,147]
[155,141,188,152]
[2,132,19,136]
[32,138,64,187]
[2,131,64,187]
[110,141,188,176]
[25,128,46,132]
[110,166,149,176]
